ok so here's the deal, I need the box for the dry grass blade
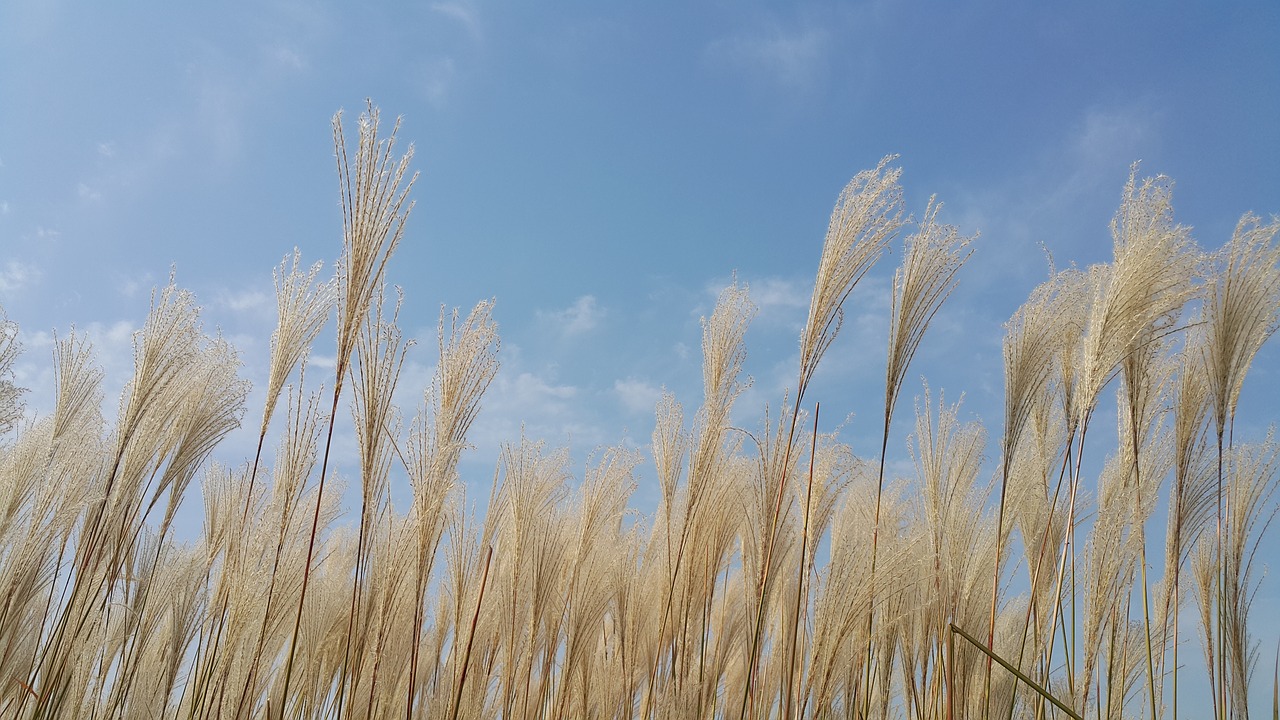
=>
[951,622,1083,720]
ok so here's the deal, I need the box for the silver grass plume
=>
[333,102,417,388]
[884,198,976,426]
[1200,212,1280,720]
[260,249,335,439]
[877,193,973,719]
[284,100,416,705]
[338,284,412,716]
[0,309,24,437]
[1221,435,1280,716]
[1202,213,1280,441]
[798,157,903,398]
[404,299,499,716]
[1193,437,1280,719]
[1076,167,1196,426]
[744,159,903,719]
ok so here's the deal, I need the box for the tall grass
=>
[0,104,1278,719]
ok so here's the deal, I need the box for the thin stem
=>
[862,411,892,720]
[280,377,344,717]
[786,403,820,720]
[450,544,493,720]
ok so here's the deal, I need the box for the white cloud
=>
[539,295,605,336]
[614,377,661,415]
[97,142,116,158]
[470,368,589,451]
[1043,104,1161,214]
[0,201,9,215]
[422,57,458,107]
[707,24,828,88]
[0,261,41,295]
[704,275,809,330]
[77,182,102,203]
[510,371,576,401]
[217,288,269,312]
[751,277,809,310]
[192,68,246,167]
[1072,106,1153,167]
[431,2,481,40]
[115,271,154,299]
[272,45,306,71]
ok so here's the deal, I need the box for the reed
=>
[0,105,1276,719]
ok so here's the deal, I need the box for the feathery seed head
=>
[799,157,904,396]
[262,249,335,438]
[651,391,685,508]
[1202,212,1280,436]
[885,197,975,423]
[1076,167,1196,424]
[0,309,24,436]
[333,101,418,382]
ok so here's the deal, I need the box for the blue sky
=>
[2,0,1279,709]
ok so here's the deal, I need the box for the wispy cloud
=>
[77,182,102,203]
[471,368,596,452]
[114,270,155,299]
[706,23,828,89]
[0,261,41,295]
[194,72,246,168]
[270,44,306,71]
[216,288,269,312]
[614,376,661,415]
[538,295,605,336]
[422,57,458,107]
[1071,106,1155,166]
[431,2,481,41]
[750,277,809,310]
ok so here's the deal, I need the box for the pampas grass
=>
[0,104,1277,720]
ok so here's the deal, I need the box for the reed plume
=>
[283,100,418,709]
[0,311,23,436]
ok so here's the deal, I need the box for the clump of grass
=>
[0,104,1278,720]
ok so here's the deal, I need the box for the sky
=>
[2,0,1279,710]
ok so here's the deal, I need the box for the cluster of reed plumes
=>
[0,104,1278,720]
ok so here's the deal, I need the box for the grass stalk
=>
[450,544,493,720]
